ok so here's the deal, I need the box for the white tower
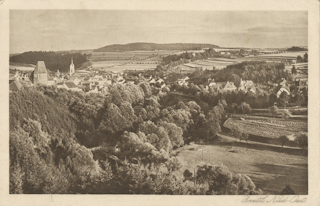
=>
[70,58,75,75]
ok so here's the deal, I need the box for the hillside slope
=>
[94,42,219,52]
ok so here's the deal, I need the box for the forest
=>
[9,78,263,194]
[10,51,88,72]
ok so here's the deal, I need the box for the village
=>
[7,8,312,197]
[9,51,308,101]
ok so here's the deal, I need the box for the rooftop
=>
[34,61,47,74]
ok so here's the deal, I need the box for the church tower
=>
[70,58,75,76]
[31,61,48,85]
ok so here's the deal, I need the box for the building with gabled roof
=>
[65,82,82,92]
[9,80,23,91]
[222,81,237,92]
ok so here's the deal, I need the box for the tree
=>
[98,103,132,135]
[228,74,241,87]
[295,133,308,149]
[279,135,289,148]
[269,93,277,106]
[195,164,262,195]
[291,65,297,75]
[230,127,241,141]
[281,185,295,195]
[240,102,252,114]
[282,109,291,119]
[269,105,278,117]
[278,92,289,108]
[159,121,184,148]
[138,82,152,98]
[240,133,249,143]
[297,55,303,63]
[303,53,308,62]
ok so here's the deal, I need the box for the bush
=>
[269,105,279,117]
[295,133,308,149]
[279,135,289,148]
[282,109,292,119]
[281,185,295,195]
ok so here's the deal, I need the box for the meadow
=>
[176,138,308,195]
[224,116,307,139]
[181,51,307,71]
[89,50,177,72]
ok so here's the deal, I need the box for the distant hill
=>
[10,51,88,73]
[287,46,308,52]
[94,43,220,52]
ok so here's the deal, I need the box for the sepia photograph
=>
[8,9,309,195]
[1,0,319,205]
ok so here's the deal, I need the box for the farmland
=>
[180,51,308,71]
[87,49,308,74]
[176,139,308,195]
[89,50,179,72]
[224,116,307,139]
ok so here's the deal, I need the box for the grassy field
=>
[89,50,173,72]
[181,52,305,70]
[88,50,307,73]
[224,116,307,139]
[176,140,307,195]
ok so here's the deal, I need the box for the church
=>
[70,58,75,76]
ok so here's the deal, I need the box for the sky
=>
[10,10,307,53]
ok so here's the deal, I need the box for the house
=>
[9,80,23,91]
[160,83,167,88]
[222,81,237,92]
[210,83,222,91]
[156,78,164,84]
[244,80,254,88]
[149,78,156,85]
[127,80,135,85]
[276,78,290,98]
[18,74,33,87]
[88,86,99,94]
[65,82,81,91]
[48,75,55,86]
[81,81,92,90]
[117,79,126,84]
[276,86,290,98]
[177,76,190,86]
[238,79,246,91]
[68,76,81,85]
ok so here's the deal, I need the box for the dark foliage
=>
[10,51,87,72]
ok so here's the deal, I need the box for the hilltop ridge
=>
[94,42,220,52]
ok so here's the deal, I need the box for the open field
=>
[257,51,307,58]
[181,52,306,71]
[9,63,35,71]
[90,50,179,61]
[88,50,308,74]
[224,116,307,140]
[89,50,176,72]
[176,140,307,194]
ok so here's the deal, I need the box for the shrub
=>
[282,109,292,119]
[279,135,289,148]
